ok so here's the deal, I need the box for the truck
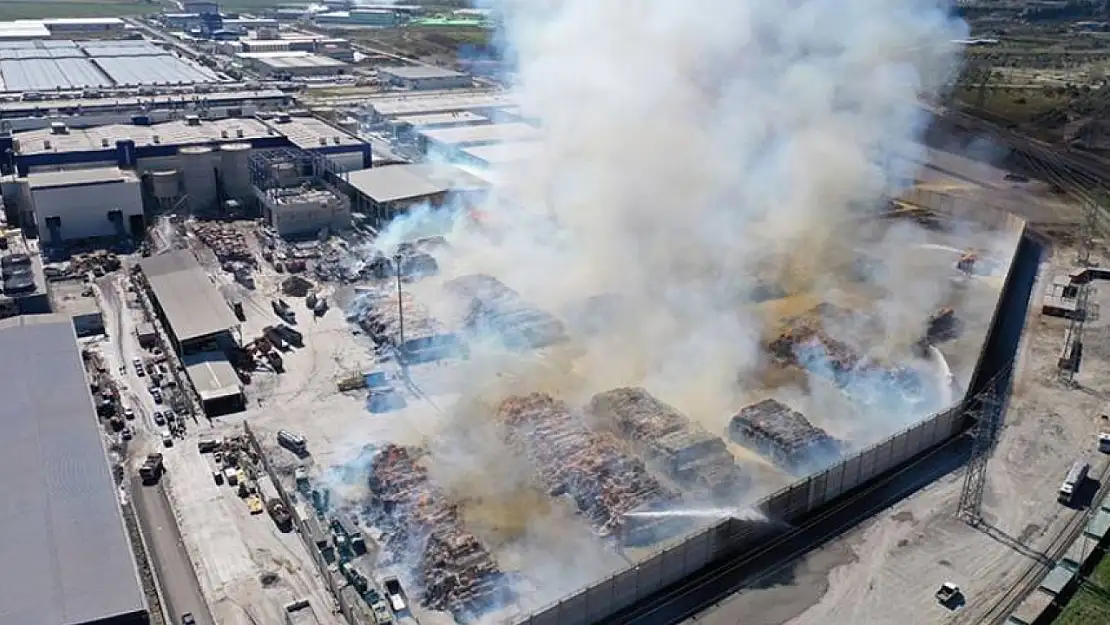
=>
[273,323,304,348]
[277,429,308,456]
[257,475,294,531]
[263,326,289,351]
[1059,460,1090,505]
[1100,430,1110,454]
[139,453,165,484]
[272,298,296,323]
[935,582,961,606]
[382,576,407,613]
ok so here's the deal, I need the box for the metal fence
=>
[514,403,963,625]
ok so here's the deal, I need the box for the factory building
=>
[344,163,488,227]
[159,13,205,30]
[250,147,352,238]
[457,141,543,169]
[365,91,516,120]
[0,89,292,132]
[0,39,220,94]
[0,18,126,41]
[418,122,542,159]
[392,111,489,134]
[0,314,150,625]
[237,51,349,78]
[138,250,244,415]
[26,166,144,246]
[314,10,402,28]
[378,66,472,91]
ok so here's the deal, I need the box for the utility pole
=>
[394,253,404,359]
[957,385,1003,526]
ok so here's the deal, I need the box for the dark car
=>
[181,613,196,625]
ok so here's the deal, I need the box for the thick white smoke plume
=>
[353,0,986,618]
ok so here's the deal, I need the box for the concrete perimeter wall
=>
[513,212,1031,625]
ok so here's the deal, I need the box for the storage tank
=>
[150,169,180,203]
[179,146,217,214]
[219,143,252,203]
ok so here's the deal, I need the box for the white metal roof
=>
[139,250,238,344]
[460,141,543,165]
[266,115,363,150]
[14,118,273,155]
[379,65,467,80]
[93,55,218,86]
[420,122,541,147]
[346,164,489,204]
[369,91,516,118]
[0,58,112,92]
[27,166,135,189]
[183,351,242,401]
[393,111,487,127]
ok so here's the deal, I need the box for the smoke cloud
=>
[342,0,993,618]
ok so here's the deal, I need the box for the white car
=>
[123,407,135,420]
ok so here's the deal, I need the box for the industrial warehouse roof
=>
[0,88,287,114]
[267,114,364,150]
[183,351,243,401]
[13,117,273,155]
[140,250,239,343]
[369,91,516,118]
[0,23,51,40]
[461,141,543,166]
[379,65,467,80]
[346,163,489,203]
[27,166,136,189]
[393,111,488,127]
[0,39,219,93]
[420,122,542,147]
[237,51,348,70]
[0,314,147,625]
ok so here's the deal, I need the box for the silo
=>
[219,143,253,202]
[179,146,217,214]
[150,170,180,206]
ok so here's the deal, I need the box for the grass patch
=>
[1054,587,1110,625]
[1055,549,1110,624]
[0,0,157,20]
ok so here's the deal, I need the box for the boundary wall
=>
[514,212,1030,625]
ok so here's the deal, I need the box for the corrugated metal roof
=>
[140,250,239,344]
[14,117,273,155]
[94,55,218,86]
[0,58,111,92]
[379,65,466,80]
[0,314,148,625]
[346,163,489,203]
[182,351,242,401]
[394,111,487,127]
[267,116,363,150]
[461,141,542,165]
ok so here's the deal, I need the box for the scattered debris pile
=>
[728,399,841,473]
[588,388,750,498]
[281,275,314,297]
[193,222,254,264]
[497,393,677,538]
[367,444,510,619]
[444,274,568,349]
[71,250,121,276]
[924,307,960,343]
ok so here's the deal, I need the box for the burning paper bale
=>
[192,222,254,265]
[444,274,568,349]
[588,387,750,499]
[368,445,511,620]
[728,399,842,474]
[497,393,678,540]
[350,288,462,362]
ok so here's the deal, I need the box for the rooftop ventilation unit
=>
[332,136,340,145]
[101,138,110,147]
[153,135,161,144]
[236,128,244,138]
[221,130,229,139]
[318,137,326,146]
[43,139,51,150]
[185,114,201,126]
[50,121,67,135]
[276,113,291,124]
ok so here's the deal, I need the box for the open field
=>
[0,0,158,20]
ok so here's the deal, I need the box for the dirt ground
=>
[688,244,1110,625]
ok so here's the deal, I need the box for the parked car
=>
[123,407,135,420]
[152,388,163,404]
[153,411,166,425]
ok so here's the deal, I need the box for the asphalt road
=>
[132,476,214,625]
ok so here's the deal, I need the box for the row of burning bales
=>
[352,274,960,620]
